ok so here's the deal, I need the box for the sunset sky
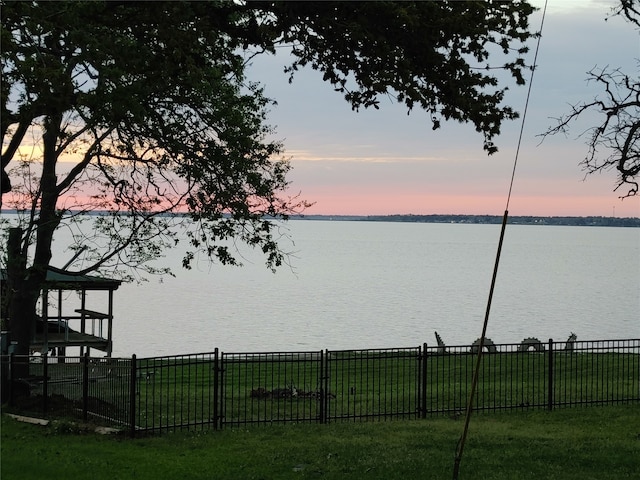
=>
[248,0,640,218]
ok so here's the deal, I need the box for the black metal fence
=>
[3,338,639,435]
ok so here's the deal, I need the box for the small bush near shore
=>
[2,405,639,480]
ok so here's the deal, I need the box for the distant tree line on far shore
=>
[298,214,640,227]
[366,214,640,227]
[3,209,638,227]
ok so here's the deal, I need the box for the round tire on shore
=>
[517,337,545,352]
[470,337,497,353]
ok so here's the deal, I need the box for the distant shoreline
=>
[2,210,639,227]
[294,214,640,227]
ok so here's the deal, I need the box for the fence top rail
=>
[570,339,640,345]
[327,346,421,354]
[222,351,323,362]
[137,351,218,361]
[424,338,640,349]
[3,338,638,364]
[442,338,638,345]
[222,350,322,355]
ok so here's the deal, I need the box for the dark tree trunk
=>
[4,228,39,400]
[6,228,30,357]
[4,112,63,399]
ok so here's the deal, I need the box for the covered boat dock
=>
[1,267,122,357]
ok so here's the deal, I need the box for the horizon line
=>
[2,209,639,221]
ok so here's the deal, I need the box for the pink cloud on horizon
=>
[296,187,640,218]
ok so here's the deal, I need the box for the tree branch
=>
[1,119,31,169]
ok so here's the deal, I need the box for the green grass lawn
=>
[2,405,639,480]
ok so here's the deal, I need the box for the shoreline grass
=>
[2,404,639,479]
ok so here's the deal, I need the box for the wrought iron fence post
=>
[547,338,554,411]
[42,352,48,415]
[219,352,225,429]
[420,343,428,419]
[8,353,14,407]
[320,349,329,424]
[129,354,137,437]
[82,353,89,421]
[212,348,219,430]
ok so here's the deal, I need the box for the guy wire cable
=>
[452,1,548,479]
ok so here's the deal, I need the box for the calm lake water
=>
[90,220,640,357]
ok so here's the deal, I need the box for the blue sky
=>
[247,0,640,217]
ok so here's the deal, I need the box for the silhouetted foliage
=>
[1,1,537,359]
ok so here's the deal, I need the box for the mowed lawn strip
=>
[2,405,639,480]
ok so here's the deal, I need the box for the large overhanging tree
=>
[541,0,639,197]
[1,0,536,360]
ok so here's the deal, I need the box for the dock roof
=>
[1,267,122,291]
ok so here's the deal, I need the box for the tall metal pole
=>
[452,210,509,479]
